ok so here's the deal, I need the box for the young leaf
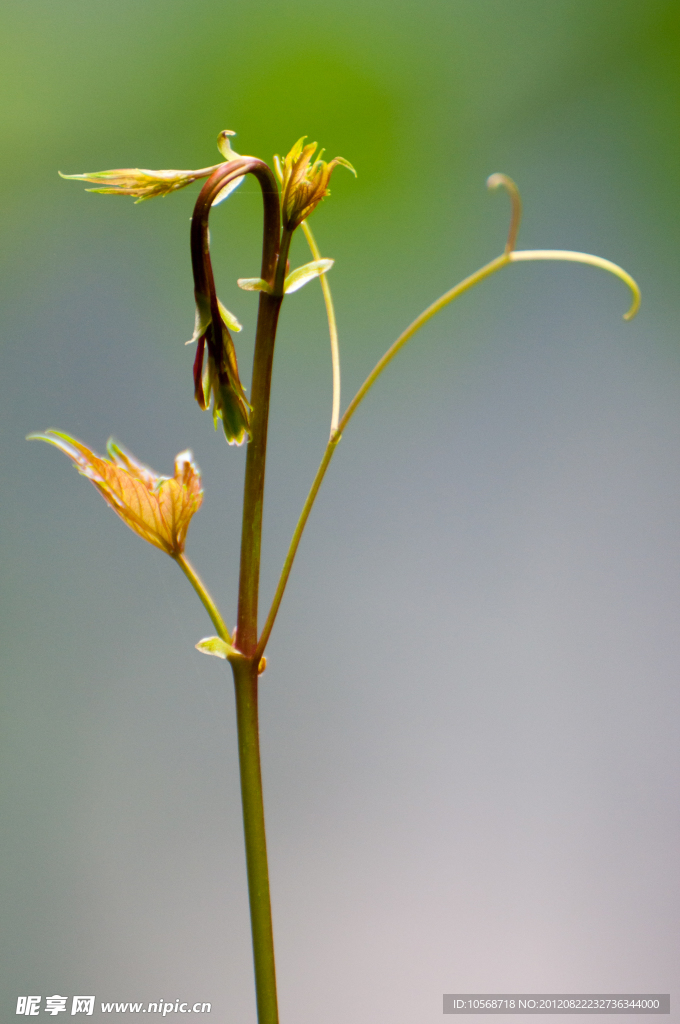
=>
[195,636,238,659]
[283,258,334,294]
[59,166,218,203]
[237,278,273,293]
[28,431,202,557]
[218,298,243,332]
[186,294,242,345]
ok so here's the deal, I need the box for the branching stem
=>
[60,149,642,1024]
[183,171,642,1024]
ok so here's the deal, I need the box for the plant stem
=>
[236,229,292,654]
[231,219,292,1024]
[193,161,284,1023]
[230,654,278,1024]
[232,284,283,1024]
[188,172,640,1023]
[235,295,283,654]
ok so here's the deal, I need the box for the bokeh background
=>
[2,0,679,1020]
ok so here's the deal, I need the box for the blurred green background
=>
[2,1,679,1020]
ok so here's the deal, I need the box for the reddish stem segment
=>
[236,227,293,654]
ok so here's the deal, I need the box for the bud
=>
[274,137,355,230]
[188,294,250,446]
[28,432,202,557]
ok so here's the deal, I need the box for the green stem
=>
[192,161,284,1024]
[231,220,293,1024]
[232,286,283,1024]
[230,655,278,1024]
[174,552,232,645]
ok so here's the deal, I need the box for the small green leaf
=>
[218,299,242,332]
[237,278,273,293]
[186,293,212,345]
[186,294,241,345]
[195,636,237,659]
[332,156,357,177]
[284,258,334,294]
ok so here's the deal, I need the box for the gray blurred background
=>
[1,0,679,1020]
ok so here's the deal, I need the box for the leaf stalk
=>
[175,553,233,645]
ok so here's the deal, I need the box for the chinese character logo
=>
[45,995,68,1015]
[16,997,41,1015]
[71,997,95,1016]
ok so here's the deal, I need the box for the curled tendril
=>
[487,173,522,254]
[487,173,640,320]
[509,250,640,320]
